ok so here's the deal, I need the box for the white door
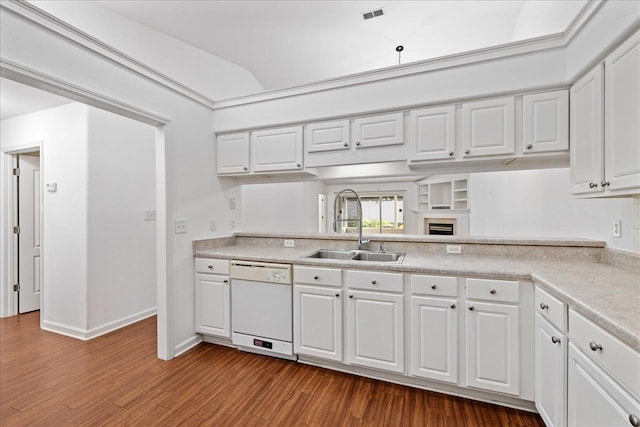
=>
[293,285,342,361]
[466,300,520,395]
[409,105,456,162]
[462,97,515,158]
[410,296,458,383]
[570,64,604,195]
[251,126,303,172]
[18,152,41,314]
[522,90,569,154]
[217,132,250,175]
[535,314,567,427]
[353,113,404,149]
[604,31,640,193]
[195,274,230,337]
[347,290,404,373]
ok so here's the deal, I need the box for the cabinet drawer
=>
[347,270,403,293]
[535,286,567,332]
[411,274,458,297]
[294,266,342,287]
[570,309,640,399]
[466,278,519,303]
[195,258,229,275]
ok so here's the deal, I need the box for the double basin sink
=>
[305,249,405,263]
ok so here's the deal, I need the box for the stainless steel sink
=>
[351,252,405,263]
[304,249,405,263]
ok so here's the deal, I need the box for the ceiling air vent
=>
[362,8,384,20]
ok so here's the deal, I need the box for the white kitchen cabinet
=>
[347,289,404,373]
[305,119,350,153]
[567,343,640,427]
[604,30,640,193]
[409,105,456,162]
[535,313,567,427]
[216,132,250,175]
[410,295,458,383]
[353,112,404,149]
[195,258,230,338]
[462,97,515,158]
[523,90,569,154]
[293,284,342,361]
[251,126,303,172]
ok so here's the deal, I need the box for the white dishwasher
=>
[230,260,295,359]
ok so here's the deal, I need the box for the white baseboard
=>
[174,334,203,357]
[42,307,157,341]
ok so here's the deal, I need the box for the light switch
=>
[175,219,187,234]
[145,210,157,221]
[46,182,57,193]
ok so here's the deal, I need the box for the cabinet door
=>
[347,290,404,373]
[409,106,456,162]
[568,343,640,427]
[535,314,567,427]
[217,133,250,175]
[251,126,303,172]
[293,285,342,361]
[353,113,404,149]
[466,301,520,395]
[195,274,230,337]
[605,31,640,193]
[305,120,350,153]
[570,64,605,195]
[523,90,569,154]
[410,296,458,383]
[462,97,515,158]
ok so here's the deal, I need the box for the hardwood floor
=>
[0,312,544,426]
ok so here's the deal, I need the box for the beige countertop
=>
[194,242,640,353]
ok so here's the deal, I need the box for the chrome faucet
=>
[333,188,370,250]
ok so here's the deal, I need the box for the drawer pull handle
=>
[630,414,640,427]
[371,280,377,285]
[589,341,603,352]
[335,293,340,298]
[431,285,437,290]
[314,276,319,280]
[540,303,549,310]
[223,279,228,283]
[450,304,456,309]
[490,289,496,295]
[208,265,214,269]
[551,336,561,344]
[468,306,475,311]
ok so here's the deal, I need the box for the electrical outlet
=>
[229,198,236,210]
[446,245,462,254]
[612,220,622,237]
[174,219,187,234]
[284,239,295,248]
[210,218,216,231]
[144,210,157,221]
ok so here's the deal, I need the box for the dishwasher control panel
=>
[267,270,289,283]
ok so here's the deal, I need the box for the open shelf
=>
[417,177,468,211]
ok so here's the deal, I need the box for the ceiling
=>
[0,78,73,120]
[95,0,587,91]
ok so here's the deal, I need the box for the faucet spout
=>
[333,188,368,250]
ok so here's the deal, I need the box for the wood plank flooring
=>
[0,312,544,426]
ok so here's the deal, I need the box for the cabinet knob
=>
[356,141,361,146]
[449,151,454,156]
[589,341,603,351]
[526,144,533,150]
[540,303,549,310]
[343,142,348,147]
[601,180,610,187]
[450,304,456,309]
[208,265,214,270]
[349,295,354,299]
[551,336,561,344]
[629,414,640,427]
[223,279,229,283]
[490,289,497,295]
[589,182,598,189]
[371,280,377,285]
[431,284,437,290]
[468,306,475,311]
[296,163,301,168]
[314,276,319,280]
[464,149,470,155]
[243,166,248,171]
[335,293,340,298]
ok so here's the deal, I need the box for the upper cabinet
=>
[462,97,515,158]
[217,132,250,175]
[571,30,640,197]
[409,106,456,162]
[522,90,568,154]
[352,112,404,149]
[305,120,350,153]
[251,126,303,173]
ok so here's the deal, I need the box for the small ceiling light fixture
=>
[396,45,404,65]
[362,8,384,20]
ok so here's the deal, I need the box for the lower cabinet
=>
[194,258,231,338]
[535,313,567,427]
[293,284,343,361]
[347,290,404,373]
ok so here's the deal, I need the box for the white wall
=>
[87,107,156,331]
[469,168,640,253]
[1,103,89,331]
